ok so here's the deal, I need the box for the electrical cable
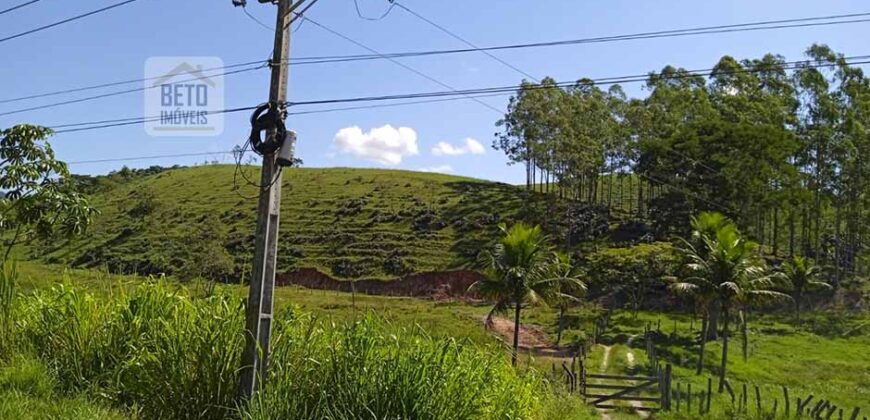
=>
[392,1,538,82]
[67,151,237,165]
[41,55,870,133]
[51,105,259,133]
[283,57,870,108]
[281,12,870,63]
[3,11,868,105]
[0,60,266,105]
[242,5,274,31]
[297,14,504,114]
[0,0,141,44]
[353,0,396,21]
[0,0,40,16]
[0,64,266,118]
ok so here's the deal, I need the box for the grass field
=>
[40,165,556,280]
[11,261,868,419]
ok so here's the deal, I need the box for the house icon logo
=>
[144,57,225,137]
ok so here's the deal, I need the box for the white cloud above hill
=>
[431,138,485,156]
[333,125,419,165]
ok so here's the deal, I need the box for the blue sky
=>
[1,0,868,183]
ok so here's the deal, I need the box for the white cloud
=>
[431,138,486,156]
[333,125,419,165]
[418,165,454,174]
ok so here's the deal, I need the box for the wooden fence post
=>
[755,385,762,415]
[675,382,681,411]
[848,407,859,420]
[784,386,790,417]
[687,383,692,413]
[665,364,672,411]
[706,377,712,414]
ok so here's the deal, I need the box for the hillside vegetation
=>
[41,165,553,280]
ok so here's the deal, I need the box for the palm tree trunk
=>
[707,303,720,340]
[512,299,521,367]
[794,291,802,324]
[696,311,708,375]
[741,309,748,361]
[556,305,565,346]
[718,306,730,393]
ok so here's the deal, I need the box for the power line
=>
[353,0,396,21]
[283,56,870,108]
[3,11,867,105]
[51,105,259,133]
[282,12,870,63]
[242,5,274,31]
[0,0,40,16]
[67,151,236,165]
[0,60,266,105]
[0,0,141,44]
[41,55,870,133]
[392,1,539,82]
[46,92,512,132]
[297,14,503,114]
[0,64,266,118]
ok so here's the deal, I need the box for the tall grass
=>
[7,280,550,419]
[248,313,543,419]
[0,263,17,358]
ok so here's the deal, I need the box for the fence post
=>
[784,386,790,417]
[658,366,665,409]
[755,385,762,415]
[665,364,672,410]
[848,407,859,420]
[687,383,692,413]
[706,377,712,414]
[675,382,681,411]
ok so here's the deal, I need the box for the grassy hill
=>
[40,165,551,280]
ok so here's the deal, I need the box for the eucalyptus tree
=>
[794,45,842,258]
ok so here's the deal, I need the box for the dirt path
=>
[483,316,572,357]
[624,336,649,418]
[597,346,614,420]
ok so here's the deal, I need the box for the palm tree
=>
[469,223,553,367]
[675,216,787,392]
[545,252,587,346]
[781,256,831,323]
[670,212,732,374]
[689,212,732,341]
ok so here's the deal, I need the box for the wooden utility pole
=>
[238,0,293,400]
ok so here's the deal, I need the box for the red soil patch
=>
[276,267,485,300]
[485,316,572,357]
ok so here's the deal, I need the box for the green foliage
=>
[5,281,548,419]
[586,242,678,300]
[0,124,96,266]
[495,45,870,278]
[176,214,234,282]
